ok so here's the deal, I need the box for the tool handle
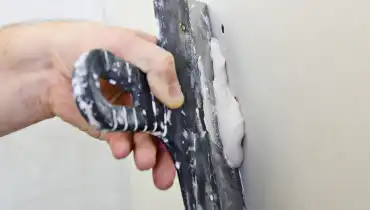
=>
[72,49,165,133]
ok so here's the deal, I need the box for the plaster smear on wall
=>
[211,38,245,168]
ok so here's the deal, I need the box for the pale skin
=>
[0,21,185,190]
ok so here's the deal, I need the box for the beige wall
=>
[206,0,370,210]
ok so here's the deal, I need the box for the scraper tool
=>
[71,1,247,209]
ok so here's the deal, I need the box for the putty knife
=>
[71,1,247,209]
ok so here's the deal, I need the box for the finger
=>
[152,142,176,190]
[133,133,157,171]
[104,132,133,159]
[146,67,184,109]
[103,28,184,108]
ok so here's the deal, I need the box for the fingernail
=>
[168,83,184,108]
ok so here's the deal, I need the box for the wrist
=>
[28,70,55,120]
[0,70,55,136]
[0,23,57,135]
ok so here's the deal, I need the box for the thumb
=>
[102,28,185,109]
[146,56,184,109]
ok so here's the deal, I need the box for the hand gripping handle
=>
[71,49,165,133]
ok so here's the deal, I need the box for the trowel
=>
[71,0,247,209]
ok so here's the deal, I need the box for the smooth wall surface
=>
[0,1,182,210]
[206,0,370,209]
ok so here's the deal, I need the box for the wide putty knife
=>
[71,1,247,209]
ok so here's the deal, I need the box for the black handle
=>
[72,49,165,133]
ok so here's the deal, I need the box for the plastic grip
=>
[71,49,165,133]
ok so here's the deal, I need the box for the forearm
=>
[0,24,54,137]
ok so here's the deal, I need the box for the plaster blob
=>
[210,38,245,168]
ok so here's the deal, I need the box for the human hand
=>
[2,21,183,190]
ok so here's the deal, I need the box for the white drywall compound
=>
[211,38,245,168]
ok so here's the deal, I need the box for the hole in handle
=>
[99,78,133,107]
